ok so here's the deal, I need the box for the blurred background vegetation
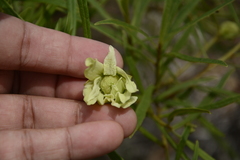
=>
[1,0,240,159]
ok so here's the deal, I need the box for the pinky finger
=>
[0,121,124,160]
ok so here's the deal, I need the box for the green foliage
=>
[78,0,91,38]
[107,151,124,160]
[167,108,210,123]
[130,85,154,137]
[167,52,228,67]
[1,0,240,159]
[0,0,22,19]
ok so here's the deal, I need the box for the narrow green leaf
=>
[131,0,151,27]
[159,0,174,45]
[192,141,199,160]
[163,99,193,108]
[198,95,240,110]
[168,52,228,66]
[78,0,91,38]
[94,19,149,38]
[186,141,215,160]
[168,108,210,123]
[139,127,162,146]
[228,3,240,28]
[200,117,224,137]
[34,6,46,27]
[159,126,177,149]
[217,69,234,88]
[155,78,211,102]
[67,0,77,35]
[23,0,66,8]
[169,0,181,18]
[0,0,23,19]
[172,27,194,52]
[91,24,122,44]
[158,126,190,160]
[199,69,235,106]
[130,85,154,138]
[172,114,199,130]
[175,126,191,160]
[116,0,129,22]
[170,0,234,36]
[55,17,64,31]
[107,151,124,160]
[199,87,237,97]
[88,0,112,19]
[171,0,201,30]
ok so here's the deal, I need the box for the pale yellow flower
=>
[83,46,138,108]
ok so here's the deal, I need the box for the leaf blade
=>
[94,19,149,38]
[175,126,191,160]
[88,0,112,19]
[107,151,124,160]
[187,141,215,160]
[155,78,212,102]
[23,0,66,8]
[67,0,77,35]
[170,0,234,36]
[198,95,240,110]
[130,85,154,138]
[168,108,210,123]
[168,52,228,67]
[0,0,23,19]
[159,0,174,45]
[131,0,151,27]
[139,127,162,146]
[192,141,199,160]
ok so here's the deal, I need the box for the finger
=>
[7,70,86,100]
[0,13,123,78]
[0,70,85,100]
[0,94,137,137]
[0,121,123,160]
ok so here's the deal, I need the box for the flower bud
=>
[219,21,239,39]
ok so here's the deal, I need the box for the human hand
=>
[0,13,137,160]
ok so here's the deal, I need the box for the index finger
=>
[0,13,123,78]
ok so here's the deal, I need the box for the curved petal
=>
[103,46,117,76]
[122,96,138,109]
[84,58,103,80]
[117,67,138,93]
[83,77,101,105]
[115,77,125,93]
[115,91,131,104]
[111,101,121,108]
[97,93,105,105]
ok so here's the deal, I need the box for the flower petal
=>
[97,93,105,105]
[117,67,138,93]
[84,58,103,80]
[116,91,131,104]
[111,101,121,108]
[122,96,138,108]
[103,46,117,76]
[83,77,101,105]
[115,77,125,93]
